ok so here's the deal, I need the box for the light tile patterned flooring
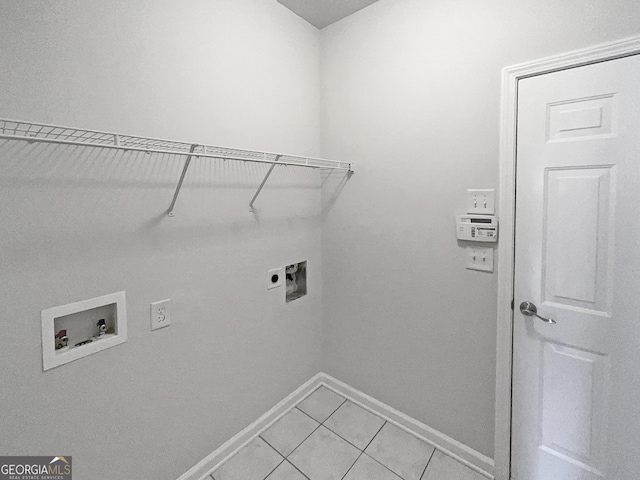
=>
[211,386,486,480]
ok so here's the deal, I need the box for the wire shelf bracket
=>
[249,154,281,212]
[0,118,354,216]
[167,144,198,217]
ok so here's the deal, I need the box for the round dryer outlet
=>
[267,267,283,290]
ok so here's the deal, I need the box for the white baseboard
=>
[319,373,495,479]
[177,372,495,480]
[176,373,324,480]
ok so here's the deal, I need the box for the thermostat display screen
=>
[470,218,492,224]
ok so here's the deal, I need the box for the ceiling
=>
[277,0,380,29]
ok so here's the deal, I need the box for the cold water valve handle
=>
[519,301,556,324]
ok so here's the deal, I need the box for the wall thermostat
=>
[456,214,498,242]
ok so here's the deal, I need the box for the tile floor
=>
[211,386,487,480]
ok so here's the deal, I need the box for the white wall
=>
[319,0,640,458]
[0,1,322,479]
[4,1,640,476]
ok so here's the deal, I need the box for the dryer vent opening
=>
[286,261,307,302]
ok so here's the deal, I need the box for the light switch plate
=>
[267,267,283,290]
[150,299,171,330]
[466,247,494,272]
[466,189,495,215]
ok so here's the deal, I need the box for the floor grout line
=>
[283,422,323,460]
[323,397,348,422]
[284,458,311,480]
[294,406,320,423]
[287,396,391,480]
[419,448,437,480]
[262,458,285,480]
[361,452,405,479]
[215,389,458,480]
[338,421,392,480]
[357,420,436,480]
[339,451,364,480]
[298,396,385,454]
[294,391,355,480]
[258,434,287,459]
[320,422,367,452]
[362,420,387,452]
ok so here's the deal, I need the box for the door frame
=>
[494,34,640,480]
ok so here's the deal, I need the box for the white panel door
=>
[512,54,640,480]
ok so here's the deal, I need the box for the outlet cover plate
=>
[268,268,283,290]
[466,189,495,215]
[466,247,494,272]
[150,299,171,330]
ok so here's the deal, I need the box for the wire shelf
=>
[0,118,353,215]
[0,119,353,170]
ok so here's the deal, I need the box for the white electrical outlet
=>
[150,299,171,330]
[267,267,283,290]
[466,247,494,272]
[466,189,495,215]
